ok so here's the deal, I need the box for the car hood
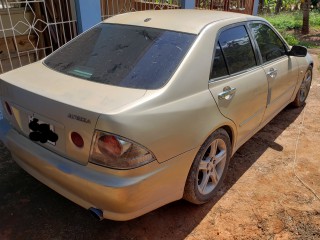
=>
[0,61,147,114]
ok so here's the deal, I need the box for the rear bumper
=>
[6,129,196,221]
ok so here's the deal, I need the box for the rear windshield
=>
[44,24,196,90]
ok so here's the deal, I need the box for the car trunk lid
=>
[0,62,146,165]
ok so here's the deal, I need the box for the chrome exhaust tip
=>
[89,207,104,221]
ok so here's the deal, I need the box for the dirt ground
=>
[0,52,320,240]
[294,29,320,48]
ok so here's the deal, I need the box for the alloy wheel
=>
[197,138,227,195]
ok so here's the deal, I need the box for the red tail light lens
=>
[71,132,84,148]
[89,131,155,169]
[98,135,122,157]
[5,101,12,115]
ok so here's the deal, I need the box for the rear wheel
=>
[292,66,312,107]
[183,129,231,204]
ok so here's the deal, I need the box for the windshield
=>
[44,24,196,90]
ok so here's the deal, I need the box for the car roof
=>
[104,9,261,34]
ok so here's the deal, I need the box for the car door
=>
[249,22,299,122]
[209,25,269,147]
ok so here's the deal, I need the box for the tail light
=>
[71,132,84,148]
[89,131,155,169]
[98,135,122,157]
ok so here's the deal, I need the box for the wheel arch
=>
[183,122,235,204]
[220,125,235,153]
[310,63,313,68]
[201,122,237,157]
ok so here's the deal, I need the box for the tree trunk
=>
[275,0,283,14]
[302,0,310,34]
[258,0,264,14]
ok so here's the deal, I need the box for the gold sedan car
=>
[0,10,313,221]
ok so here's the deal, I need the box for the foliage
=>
[309,10,320,27]
[263,11,320,29]
[311,0,320,7]
[282,33,300,45]
[260,0,298,13]
[261,12,320,47]
[260,0,319,13]
[264,12,301,30]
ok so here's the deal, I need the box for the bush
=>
[263,12,301,30]
[262,12,320,30]
[261,12,320,48]
[309,11,320,27]
[283,34,299,45]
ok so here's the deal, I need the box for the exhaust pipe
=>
[89,207,104,221]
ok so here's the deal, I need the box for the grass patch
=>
[262,11,320,30]
[281,33,299,46]
[263,12,301,31]
[261,11,320,48]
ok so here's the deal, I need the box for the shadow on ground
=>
[0,105,304,240]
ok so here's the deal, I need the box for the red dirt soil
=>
[0,52,319,240]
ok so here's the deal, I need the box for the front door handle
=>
[267,68,278,78]
[218,86,237,100]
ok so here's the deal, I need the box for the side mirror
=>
[288,45,307,57]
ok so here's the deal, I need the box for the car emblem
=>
[68,113,91,124]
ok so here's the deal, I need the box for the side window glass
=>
[250,23,286,63]
[210,42,228,79]
[218,26,257,75]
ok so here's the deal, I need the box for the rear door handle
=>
[218,86,237,100]
[267,68,278,78]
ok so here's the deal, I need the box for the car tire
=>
[183,128,231,204]
[292,66,313,107]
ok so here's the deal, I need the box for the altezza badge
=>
[68,114,91,124]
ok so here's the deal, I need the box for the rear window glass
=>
[44,24,196,90]
[210,42,228,79]
[218,25,256,74]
